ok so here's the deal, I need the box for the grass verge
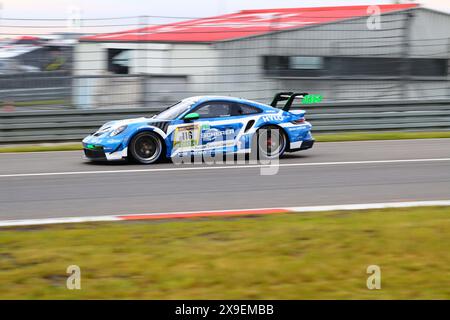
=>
[1,131,450,153]
[0,206,449,299]
[0,143,81,153]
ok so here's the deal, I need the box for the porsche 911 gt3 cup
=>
[82,92,315,164]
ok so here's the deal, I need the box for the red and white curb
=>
[1,200,450,228]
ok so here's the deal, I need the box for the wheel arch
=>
[126,128,167,160]
[252,123,290,151]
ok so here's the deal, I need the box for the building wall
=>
[410,8,450,56]
[73,7,450,107]
[73,42,106,76]
[74,42,217,76]
[212,8,450,103]
[73,41,218,107]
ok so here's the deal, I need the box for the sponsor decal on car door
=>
[171,119,243,155]
[198,119,243,153]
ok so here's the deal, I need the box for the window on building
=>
[289,56,324,70]
[410,58,448,77]
[107,49,130,74]
[262,55,448,78]
[263,56,289,72]
[263,55,324,77]
[331,57,401,76]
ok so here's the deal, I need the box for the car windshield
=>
[153,99,197,120]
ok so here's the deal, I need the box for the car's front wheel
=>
[129,131,163,164]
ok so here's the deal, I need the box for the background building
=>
[72,3,450,108]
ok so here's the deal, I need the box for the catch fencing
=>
[1,100,449,143]
[0,7,449,143]
[0,8,449,111]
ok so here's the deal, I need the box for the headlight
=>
[110,125,127,136]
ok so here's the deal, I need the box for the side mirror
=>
[183,112,200,122]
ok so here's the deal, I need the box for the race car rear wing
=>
[270,92,308,112]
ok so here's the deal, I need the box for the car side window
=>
[232,103,262,116]
[194,101,233,118]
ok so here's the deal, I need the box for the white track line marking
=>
[1,200,449,227]
[0,158,449,178]
[0,215,120,227]
[288,200,450,212]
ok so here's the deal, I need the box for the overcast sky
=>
[0,0,448,19]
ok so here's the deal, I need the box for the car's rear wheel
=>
[253,125,287,160]
[129,131,163,164]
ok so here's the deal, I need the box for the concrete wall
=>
[74,42,217,75]
[73,42,106,76]
[73,41,218,107]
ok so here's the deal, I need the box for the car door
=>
[170,100,261,156]
[191,101,243,154]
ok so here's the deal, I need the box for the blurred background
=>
[0,0,449,143]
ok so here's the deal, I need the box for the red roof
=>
[83,4,418,43]
[18,36,40,41]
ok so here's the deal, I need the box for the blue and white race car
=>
[82,92,315,164]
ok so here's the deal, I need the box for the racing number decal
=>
[180,130,194,141]
[173,124,201,149]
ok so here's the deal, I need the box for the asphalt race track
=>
[1,139,450,220]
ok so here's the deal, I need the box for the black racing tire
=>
[128,131,164,164]
[252,125,287,160]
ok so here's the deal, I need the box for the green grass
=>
[0,143,81,153]
[7,100,67,107]
[0,206,449,299]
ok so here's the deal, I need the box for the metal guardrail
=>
[1,100,449,143]
[0,87,70,102]
[0,72,72,105]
